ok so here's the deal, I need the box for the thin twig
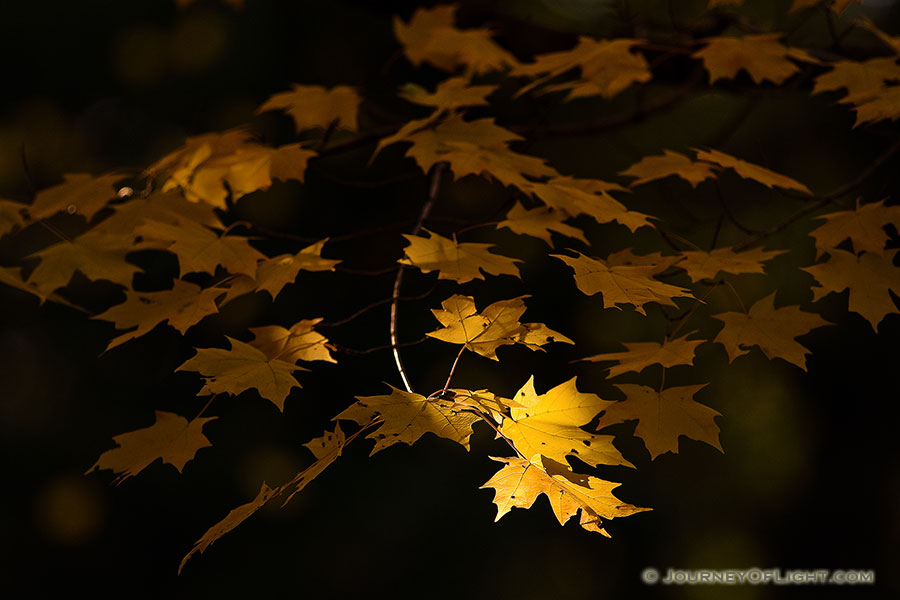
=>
[318,283,437,328]
[442,346,467,394]
[332,336,429,356]
[391,163,446,392]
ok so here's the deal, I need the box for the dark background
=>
[1,0,898,598]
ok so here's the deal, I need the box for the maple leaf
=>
[398,77,497,111]
[810,200,900,256]
[812,57,900,99]
[500,377,632,468]
[26,231,142,295]
[692,148,812,194]
[179,482,278,575]
[512,37,651,100]
[385,115,557,187]
[524,178,652,232]
[693,34,815,85]
[581,336,703,378]
[87,410,215,484]
[481,455,648,536]
[180,426,346,574]
[597,384,723,459]
[553,251,694,315]
[844,86,900,127]
[27,173,123,221]
[151,131,315,208]
[399,229,520,283]
[675,247,787,281]
[94,280,223,350]
[426,295,573,360]
[0,199,26,236]
[176,337,305,411]
[393,5,517,75]
[92,190,223,236]
[248,318,336,364]
[619,150,718,188]
[803,248,900,330]
[335,384,481,454]
[0,266,75,305]
[447,388,523,423]
[257,84,361,132]
[136,219,265,278]
[497,202,587,246]
[712,293,829,370]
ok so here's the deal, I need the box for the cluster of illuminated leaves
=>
[1,0,898,574]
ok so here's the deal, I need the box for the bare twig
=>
[390,163,446,392]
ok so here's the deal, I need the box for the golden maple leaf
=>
[512,37,651,100]
[553,251,693,315]
[399,229,520,283]
[136,219,265,278]
[810,200,900,256]
[523,177,652,232]
[844,86,900,126]
[694,34,816,85]
[93,190,223,235]
[581,336,703,378]
[87,410,215,484]
[619,150,718,188]
[393,5,516,75]
[803,248,900,329]
[426,295,573,360]
[692,148,812,194]
[94,280,223,350]
[0,266,75,306]
[597,384,723,459]
[496,202,587,246]
[248,318,336,364]
[481,455,648,535]
[812,57,900,99]
[675,247,787,282]
[500,377,632,468]
[335,384,482,453]
[177,337,305,411]
[257,84,361,132]
[27,173,124,221]
[712,293,829,370]
[398,77,497,111]
[26,231,143,295]
[180,425,346,573]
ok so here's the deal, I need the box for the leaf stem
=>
[390,163,445,393]
[442,346,467,394]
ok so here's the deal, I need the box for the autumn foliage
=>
[3,0,899,575]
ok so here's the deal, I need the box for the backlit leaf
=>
[399,229,520,283]
[581,336,703,378]
[257,84,361,132]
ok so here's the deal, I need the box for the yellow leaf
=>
[553,252,694,315]
[176,337,305,411]
[693,147,812,194]
[398,77,497,111]
[676,247,787,281]
[497,202,587,246]
[812,57,900,99]
[523,178,651,231]
[712,293,829,369]
[513,37,651,100]
[0,199,26,236]
[393,5,516,75]
[335,384,481,453]
[249,318,336,364]
[87,410,215,484]
[810,200,900,256]
[500,377,632,468]
[694,34,814,85]
[93,190,223,235]
[399,229,520,283]
[252,239,340,297]
[427,294,572,360]
[26,231,142,294]
[620,150,718,188]
[481,455,648,535]
[28,173,124,221]
[0,266,74,305]
[94,280,222,350]
[136,219,265,278]
[581,336,703,378]
[179,483,278,574]
[844,85,900,127]
[257,84,361,132]
[803,248,900,330]
[597,384,723,459]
